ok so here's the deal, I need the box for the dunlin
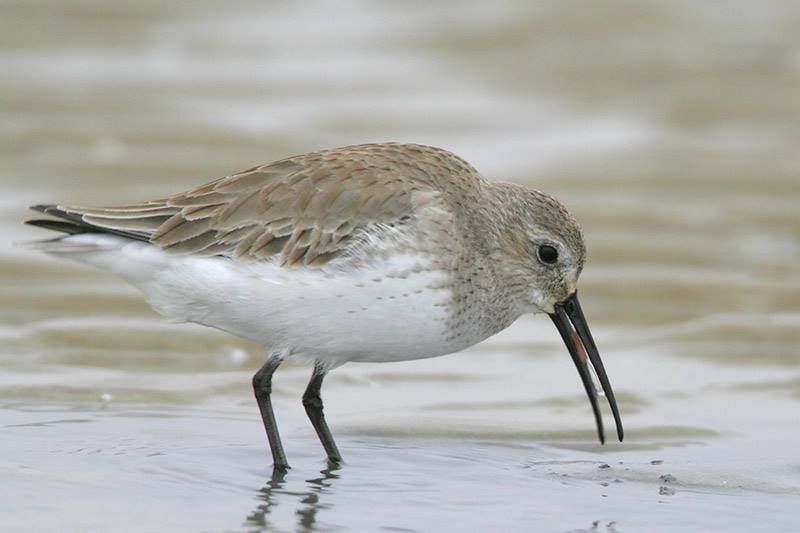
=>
[26,142,623,469]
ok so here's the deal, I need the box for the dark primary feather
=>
[25,218,86,235]
[27,204,154,242]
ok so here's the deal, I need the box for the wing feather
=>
[27,143,475,266]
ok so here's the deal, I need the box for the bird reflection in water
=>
[245,462,342,531]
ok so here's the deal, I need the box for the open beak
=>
[548,292,623,444]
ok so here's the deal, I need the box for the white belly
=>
[56,234,461,367]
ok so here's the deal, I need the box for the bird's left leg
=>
[302,362,342,463]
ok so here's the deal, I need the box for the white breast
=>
[53,234,460,367]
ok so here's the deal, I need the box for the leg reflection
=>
[245,462,342,532]
[245,467,288,531]
[297,461,341,531]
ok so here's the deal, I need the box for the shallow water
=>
[2,1,800,532]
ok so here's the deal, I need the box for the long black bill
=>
[548,292,624,444]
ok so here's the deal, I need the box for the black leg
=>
[253,354,289,470]
[302,363,342,463]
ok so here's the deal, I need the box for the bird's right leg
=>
[252,353,289,470]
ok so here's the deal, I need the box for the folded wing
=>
[27,144,450,267]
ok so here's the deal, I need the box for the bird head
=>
[489,183,624,444]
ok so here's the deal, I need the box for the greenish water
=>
[2,1,799,531]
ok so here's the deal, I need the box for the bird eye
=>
[537,244,559,265]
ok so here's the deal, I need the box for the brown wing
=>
[31,143,463,267]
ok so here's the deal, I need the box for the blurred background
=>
[2,1,799,532]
